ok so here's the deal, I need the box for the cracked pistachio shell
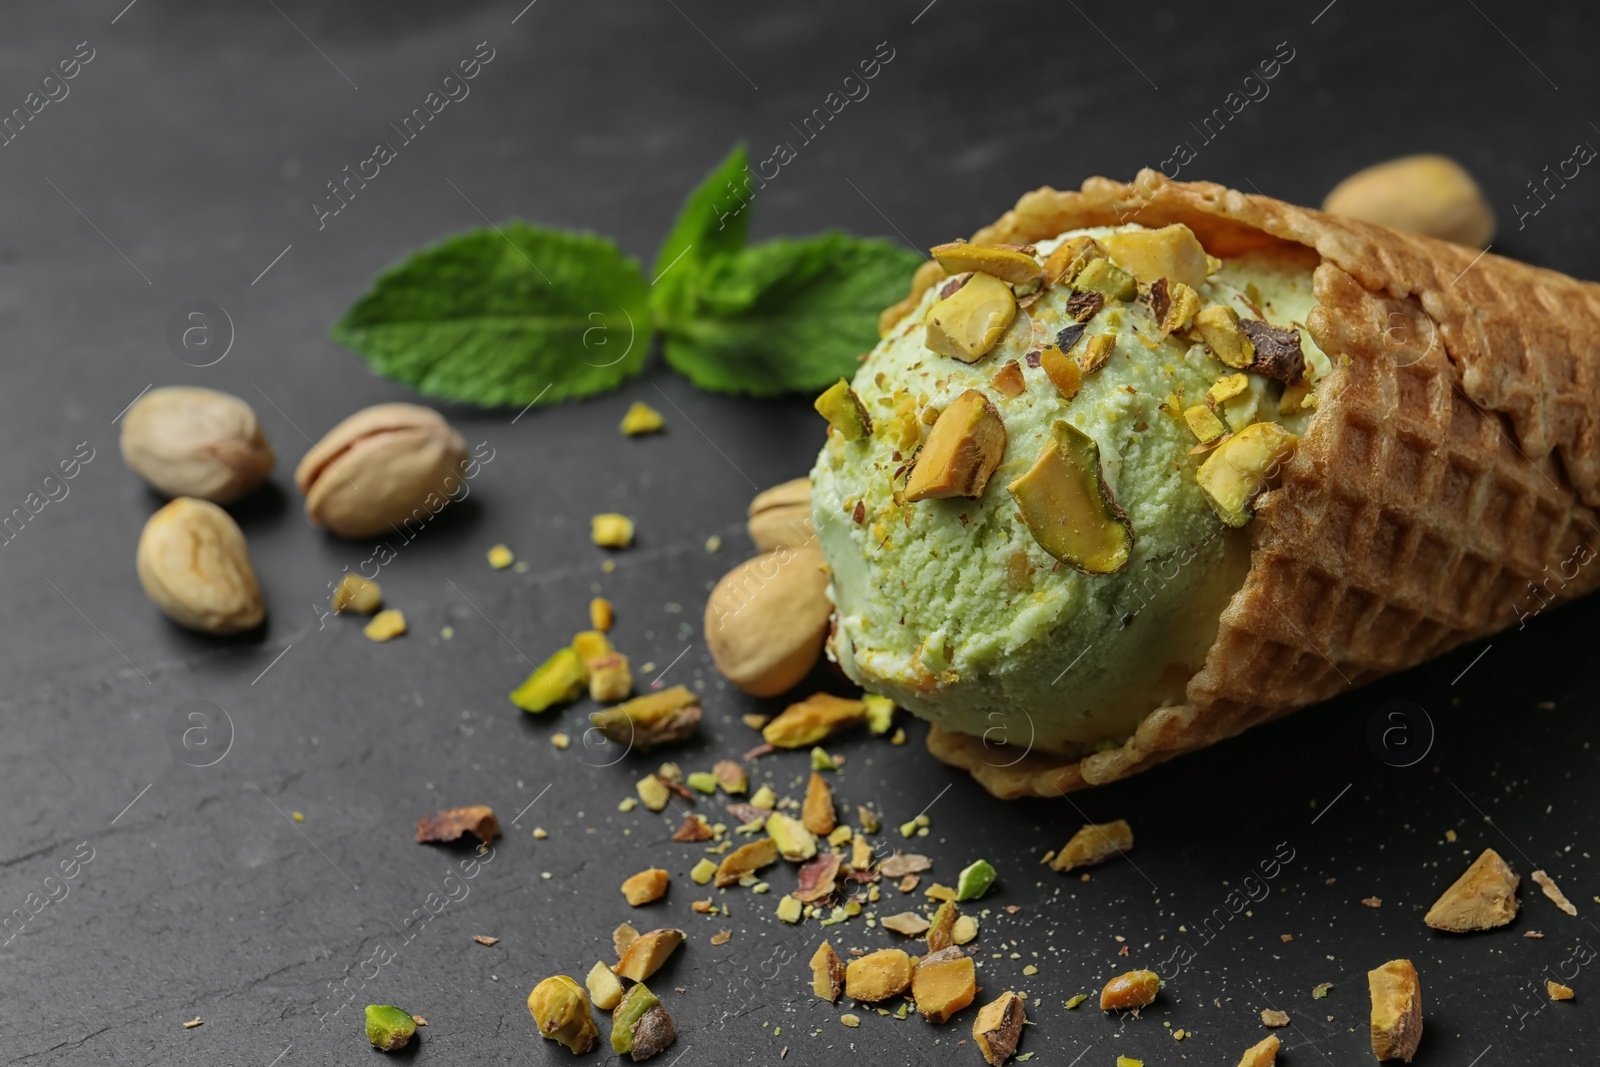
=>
[120,386,275,503]
[294,403,469,539]
[136,498,265,634]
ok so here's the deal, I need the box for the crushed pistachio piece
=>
[689,858,718,885]
[1183,404,1228,444]
[716,838,780,887]
[814,379,873,441]
[766,811,817,862]
[332,573,382,614]
[587,653,633,704]
[1043,235,1100,287]
[614,928,685,982]
[990,359,1025,398]
[610,983,675,1059]
[1261,1008,1290,1027]
[1209,372,1250,405]
[636,776,671,813]
[1077,333,1115,374]
[749,784,777,810]
[1367,960,1422,1063]
[1197,421,1298,526]
[1548,979,1575,1001]
[1425,848,1520,931]
[763,693,867,748]
[845,948,913,1002]
[924,272,1017,362]
[620,401,665,436]
[621,868,670,907]
[1195,305,1255,368]
[363,609,407,642]
[365,1004,418,1052]
[1100,970,1160,1011]
[904,389,1007,502]
[931,242,1043,288]
[973,991,1026,1065]
[952,914,979,945]
[776,895,803,923]
[1051,821,1134,876]
[1532,868,1578,917]
[1312,982,1334,1000]
[802,773,837,836]
[1237,1035,1281,1067]
[914,946,977,1023]
[591,513,635,548]
[486,543,514,569]
[1073,257,1136,301]
[809,746,839,772]
[618,796,637,813]
[589,596,614,632]
[810,941,845,1002]
[840,1013,861,1028]
[956,859,997,901]
[1039,345,1081,399]
[510,647,587,713]
[591,686,701,750]
[711,759,747,794]
[1150,277,1202,337]
[1101,224,1210,289]
[686,771,717,795]
[1008,420,1134,574]
[586,962,626,1012]
[1064,993,1088,1010]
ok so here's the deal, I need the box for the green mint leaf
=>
[660,232,922,397]
[331,223,650,408]
[649,144,751,326]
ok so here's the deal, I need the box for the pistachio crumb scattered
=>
[840,1014,861,1028]
[363,609,407,642]
[486,543,514,569]
[551,733,571,750]
[591,513,635,548]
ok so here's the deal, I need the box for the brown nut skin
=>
[120,386,275,503]
[294,403,469,539]
[136,498,265,634]
[704,547,830,697]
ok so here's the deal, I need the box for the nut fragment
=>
[802,773,837,835]
[590,596,615,631]
[587,653,634,703]
[1237,1034,1280,1067]
[1197,421,1298,527]
[620,401,665,436]
[1531,868,1578,916]
[924,272,1017,362]
[1547,979,1575,1001]
[586,961,625,1011]
[1194,305,1255,369]
[1149,277,1201,337]
[332,573,382,615]
[415,805,499,845]
[121,386,275,503]
[972,991,1026,1065]
[1322,154,1495,247]
[952,914,979,945]
[881,912,931,937]
[793,852,842,903]
[612,923,639,959]
[715,838,779,887]
[621,868,670,906]
[1367,959,1423,1063]
[1008,421,1134,574]
[509,648,588,713]
[1101,224,1210,289]
[810,941,845,1002]
[590,686,701,750]
[1423,848,1519,932]
[763,692,868,748]
[905,389,1007,502]
[1073,257,1136,301]
[956,859,997,901]
[1051,820,1135,873]
[365,1004,418,1052]
[363,609,406,642]
[1043,236,1100,288]
[913,946,976,1023]
[1260,1008,1290,1027]
[1100,969,1160,1011]
[765,811,817,862]
[931,242,1043,288]
[295,403,469,539]
[712,759,748,794]
[136,498,266,634]
[611,983,676,1061]
[706,548,831,697]
[926,900,957,953]
[592,513,635,548]
[815,380,873,441]
[1077,333,1115,373]
[527,976,599,1055]
[613,928,685,982]
[990,360,1025,398]
[1184,404,1228,444]
[844,948,913,1002]
[748,477,814,551]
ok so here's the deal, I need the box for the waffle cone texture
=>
[887,170,1600,798]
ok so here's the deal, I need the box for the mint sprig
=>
[331,144,920,408]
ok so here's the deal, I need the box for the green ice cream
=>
[810,225,1329,754]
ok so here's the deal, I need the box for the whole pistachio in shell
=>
[136,497,265,634]
[119,386,274,503]
[294,403,469,539]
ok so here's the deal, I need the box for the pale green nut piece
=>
[956,859,997,901]
[364,1004,417,1052]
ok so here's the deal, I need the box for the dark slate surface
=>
[1,1,1596,1063]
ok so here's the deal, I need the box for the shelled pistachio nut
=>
[120,386,275,503]
[136,498,265,633]
[294,403,469,539]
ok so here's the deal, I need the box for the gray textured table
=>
[2,1,1596,1063]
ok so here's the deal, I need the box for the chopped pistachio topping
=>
[904,389,1007,502]
[924,272,1017,362]
[814,379,873,441]
[1008,420,1134,574]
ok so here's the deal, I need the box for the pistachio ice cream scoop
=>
[810,223,1330,755]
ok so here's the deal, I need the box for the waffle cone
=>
[895,170,1600,798]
